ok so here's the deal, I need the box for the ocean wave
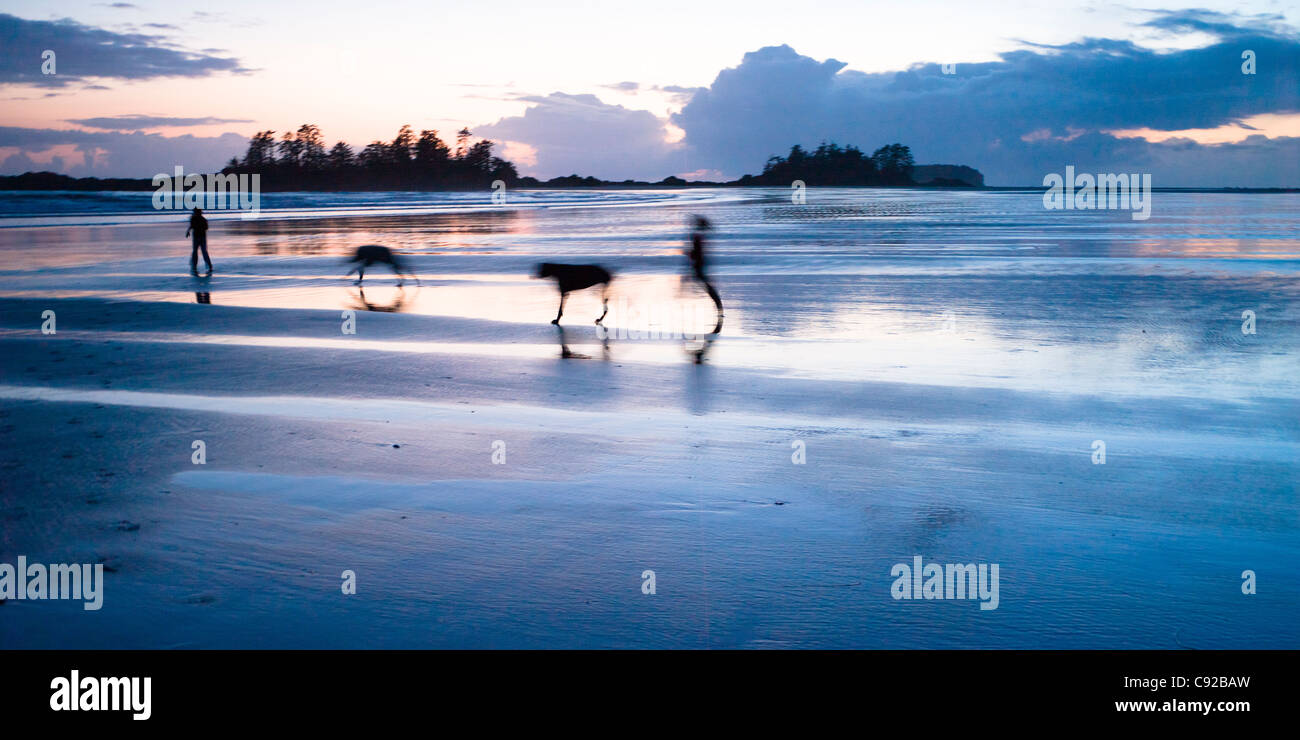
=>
[0,188,736,228]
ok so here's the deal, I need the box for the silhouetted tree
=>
[490,156,518,183]
[226,123,538,190]
[454,127,471,160]
[871,143,914,184]
[242,131,277,170]
[389,125,415,171]
[463,139,494,173]
[740,140,911,186]
[358,141,389,171]
[278,131,304,169]
[415,129,450,172]
[328,141,354,171]
[297,124,327,171]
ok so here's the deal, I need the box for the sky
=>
[0,0,1297,185]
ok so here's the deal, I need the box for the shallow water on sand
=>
[1,187,1297,648]
[2,188,1297,399]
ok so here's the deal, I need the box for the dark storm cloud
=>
[476,11,1297,185]
[668,11,1299,185]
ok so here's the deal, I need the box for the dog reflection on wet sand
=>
[555,324,611,360]
[347,286,410,313]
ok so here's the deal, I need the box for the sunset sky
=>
[1,0,1297,184]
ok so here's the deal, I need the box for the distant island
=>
[2,123,983,191]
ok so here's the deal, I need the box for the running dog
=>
[344,245,414,285]
[535,262,612,325]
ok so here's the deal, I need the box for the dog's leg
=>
[595,284,609,324]
[356,263,366,285]
[552,292,568,324]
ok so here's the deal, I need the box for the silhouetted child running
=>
[186,207,212,275]
[688,215,722,324]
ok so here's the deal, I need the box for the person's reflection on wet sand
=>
[555,324,611,360]
[195,292,211,304]
[684,316,721,364]
[348,285,409,313]
[685,351,715,414]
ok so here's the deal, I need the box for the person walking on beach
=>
[688,215,722,322]
[186,207,212,275]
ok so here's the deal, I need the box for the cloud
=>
[1138,8,1292,39]
[190,11,261,29]
[0,126,248,177]
[598,81,701,104]
[473,11,1297,185]
[476,92,682,180]
[651,84,704,106]
[667,14,1299,185]
[67,114,254,130]
[0,13,250,87]
[0,149,39,172]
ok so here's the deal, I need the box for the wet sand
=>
[1,188,1297,648]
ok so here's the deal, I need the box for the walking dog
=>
[535,262,612,324]
[345,245,413,284]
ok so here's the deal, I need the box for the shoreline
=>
[3,183,1297,193]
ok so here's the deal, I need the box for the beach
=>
[1,187,1297,648]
